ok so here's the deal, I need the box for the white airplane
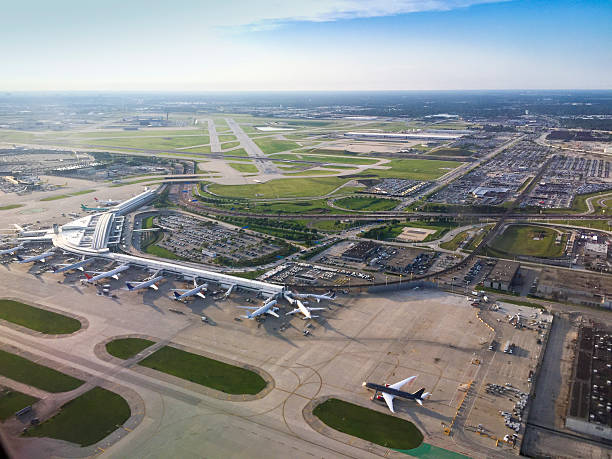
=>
[362,376,431,413]
[0,244,23,256]
[84,264,129,283]
[51,257,93,273]
[15,250,55,264]
[283,291,296,305]
[126,271,163,292]
[286,299,326,320]
[172,279,207,301]
[94,197,120,206]
[223,284,237,299]
[293,291,336,303]
[238,299,279,320]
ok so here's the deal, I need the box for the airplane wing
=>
[382,392,395,413]
[286,308,300,316]
[266,310,279,318]
[237,306,259,309]
[389,376,417,391]
[150,284,159,291]
[307,307,326,311]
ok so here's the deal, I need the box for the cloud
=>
[218,0,508,29]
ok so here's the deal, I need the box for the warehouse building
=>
[484,260,520,291]
[566,322,612,440]
[341,241,380,263]
[536,268,612,309]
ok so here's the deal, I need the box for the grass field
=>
[358,159,461,181]
[271,152,378,165]
[253,138,301,154]
[106,338,156,360]
[489,224,565,258]
[218,134,237,142]
[229,162,259,173]
[144,242,185,260]
[208,176,349,199]
[72,129,208,139]
[223,148,248,157]
[40,189,96,201]
[23,387,130,446]
[139,346,267,394]
[0,204,24,211]
[313,398,423,450]
[428,147,474,157]
[0,389,38,421]
[0,299,81,334]
[284,169,338,176]
[439,230,470,251]
[334,196,400,211]
[0,349,83,393]
[91,135,210,151]
[245,199,336,214]
[221,141,241,150]
[230,269,268,280]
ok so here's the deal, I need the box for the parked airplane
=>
[223,284,236,299]
[0,244,23,256]
[293,291,336,303]
[286,299,326,320]
[172,279,207,301]
[84,264,129,283]
[51,257,93,273]
[81,204,108,212]
[16,250,55,264]
[94,197,120,206]
[283,291,296,305]
[362,376,431,413]
[238,298,279,319]
[126,271,163,292]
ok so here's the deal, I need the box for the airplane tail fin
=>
[126,282,134,291]
[173,291,181,299]
[413,388,429,405]
[94,197,99,201]
[84,272,92,280]
[15,254,23,261]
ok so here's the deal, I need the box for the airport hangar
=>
[16,188,284,296]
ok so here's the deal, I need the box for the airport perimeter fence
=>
[368,280,438,294]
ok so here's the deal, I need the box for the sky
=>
[2,0,611,91]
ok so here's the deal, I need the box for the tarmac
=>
[0,263,501,458]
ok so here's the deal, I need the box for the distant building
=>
[344,131,464,141]
[536,268,612,309]
[484,260,520,291]
[341,241,380,263]
[566,322,612,440]
[584,242,609,260]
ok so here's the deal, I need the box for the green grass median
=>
[313,398,423,450]
[23,387,130,446]
[0,389,38,421]
[106,338,156,360]
[0,349,83,393]
[139,346,267,395]
[0,299,81,334]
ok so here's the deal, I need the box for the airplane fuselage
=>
[364,382,419,401]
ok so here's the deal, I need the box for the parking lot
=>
[152,213,284,265]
